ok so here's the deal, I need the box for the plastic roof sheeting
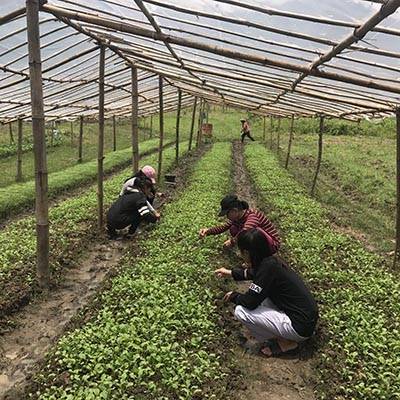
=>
[1,0,400,122]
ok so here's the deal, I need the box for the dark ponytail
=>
[239,200,249,210]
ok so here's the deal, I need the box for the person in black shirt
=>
[106,177,159,240]
[215,228,318,356]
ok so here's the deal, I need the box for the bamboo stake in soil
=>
[26,0,50,287]
[98,45,105,232]
[188,96,197,151]
[78,115,84,163]
[157,75,164,182]
[311,115,324,196]
[285,114,294,169]
[131,66,139,172]
[175,88,182,164]
[16,118,23,182]
[112,115,116,151]
[393,108,400,268]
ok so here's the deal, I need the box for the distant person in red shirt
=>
[240,118,255,142]
[199,194,280,252]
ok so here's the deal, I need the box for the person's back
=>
[107,190,145,226]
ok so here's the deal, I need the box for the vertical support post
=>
[112,115,116,151]
[206,102,209,124]
[270,116,273,149]
[16,118,23,182]
[262,116,266,142]
[311,115,324,196]
[188,96,197,151]
[157,75,164,182]
[26,0,49,287]
[97,45,105,232]
[150,114,153,138]
[285,114,295,169]
[131,66,139,172]
[78,115,84,163]
[70,120,74,145]
[393,108,400,268]
[277,116,281,152]
[175,88,182,164]
[9,122,14,144]
[196,98,203,147]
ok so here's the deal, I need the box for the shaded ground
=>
[0,145,208,399]
[228,140,317,400]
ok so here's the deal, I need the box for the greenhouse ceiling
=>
[1,0,400,122]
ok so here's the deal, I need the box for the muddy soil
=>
[0,144,208,400]
[228,140,317,400]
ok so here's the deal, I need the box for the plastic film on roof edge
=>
[0,0,399,122]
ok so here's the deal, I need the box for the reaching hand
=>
[223,238,233,248]
[214,267,232,278]
[154,211,161,219]
[223,291,233,302]
[199,228,208,238]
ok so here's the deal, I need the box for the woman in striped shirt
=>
[199,194,280,252]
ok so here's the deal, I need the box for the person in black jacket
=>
[215,228,318,357]
[106,177,159,240]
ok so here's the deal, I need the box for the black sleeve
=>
[229,263,274,310]
[231,267,255,281]
[137,196,157,223]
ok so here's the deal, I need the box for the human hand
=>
[199,228,208,238]
[223,238,233,248]
[223,291,233,302]
[214,267,232,278]
[154,211,161,219]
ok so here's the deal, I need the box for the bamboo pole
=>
[16,118,23,182]
[157,75,164,182]
[175,88,182,164]
[277,116,281,152]
[311,116,324,196]
[150,114,153,138]
[188,96,197,151]
[270,116,273,149]
[78,115,83,163]
[70,120,74,144]
[9,122,14,144]
[112,115,116,151]
[131,66,139,172]
[262,116,266,142]
[43,4,400,95]
[196,98,203,147]
[394,108,400,268]
[97,45,105,232]
[285,114,294,169]
[26,0,50,287]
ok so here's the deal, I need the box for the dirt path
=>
[230,140,316,400]
[0,145,208,400]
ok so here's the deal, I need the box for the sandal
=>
[259,339,298,358]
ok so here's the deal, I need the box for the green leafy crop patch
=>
[244,143,400,400]
[0,138,167,221]
[29,143,232,400]
[0,142,187,322]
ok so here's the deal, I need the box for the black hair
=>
[237,228,273,268]
[133,176,153,191]
[124,170,146,184]
[238,200,249,210]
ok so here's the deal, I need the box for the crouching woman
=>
[215,228,318,356]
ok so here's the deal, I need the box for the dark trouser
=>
[241,131,255,142]
[107,216,141,238]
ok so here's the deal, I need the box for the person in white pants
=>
[215,228,318,357]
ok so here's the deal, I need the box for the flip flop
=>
[259,339,298,358]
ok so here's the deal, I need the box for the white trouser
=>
[234,298,308,343]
